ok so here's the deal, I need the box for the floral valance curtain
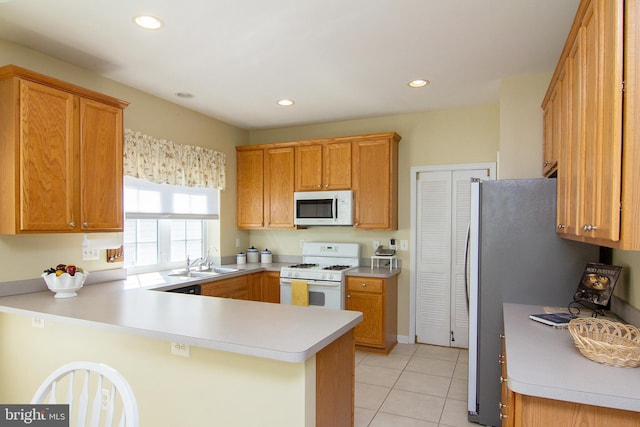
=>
[123,129,226,190]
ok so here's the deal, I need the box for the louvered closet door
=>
[416,171,452,346]
[416,168,489,347]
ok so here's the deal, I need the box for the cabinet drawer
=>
[346,277,383,293]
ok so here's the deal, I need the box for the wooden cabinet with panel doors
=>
[236,144,295,229]
[0,65,128,234]
[545,0,640,249]
[236,131,400,231]
[352,133,400,230]
[345,275,397,353]
[541,71,562,177]
[247,271,281,303]
[236,148,265,229]
[201,275,249,300]
[264,146,295,228]
[500,338,639,426]
[294,140,351,191]
[260,271,281,303]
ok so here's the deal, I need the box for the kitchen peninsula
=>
[0,270,362,426]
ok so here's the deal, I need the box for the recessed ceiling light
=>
[408,79,430,88]
[133,15,163,30]
[176,92,194,98]
[277,99,295,106]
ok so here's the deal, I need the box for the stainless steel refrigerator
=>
[467,178,599,426]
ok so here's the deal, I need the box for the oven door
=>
[279,278,344,309]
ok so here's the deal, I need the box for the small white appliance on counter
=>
[280,242,360,309]
[293,190,353,226]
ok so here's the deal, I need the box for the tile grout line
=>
[356,345,470,426]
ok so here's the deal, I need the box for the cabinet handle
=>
[499,413,508,420]
[499,334,505,339]
[317,184,321,188]
[69,222,76,227]
[544,160,551,166]
[557,224,565,229]
[498,402,507,410]
[82,222,89,227]
[325,184,328,188]
[361,283,367,287]
[347,294,351,298]
[500,376,506,383]
[583,224,599,232]
[498,354,504,364]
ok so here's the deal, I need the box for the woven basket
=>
[568,318,640,368]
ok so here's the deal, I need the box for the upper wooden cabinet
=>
[541,77,562,177]
[0,65,128,234]
[237,148,265,228]
[544,0,640,249]
[352,133,400,230]
[295,141,351,191]
[264,146,295,228]
[237,132,400,231]
[236,145,295,229]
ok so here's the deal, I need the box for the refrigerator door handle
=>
[464,225,471,311]
[468,180,481,417]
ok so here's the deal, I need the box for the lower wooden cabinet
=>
[500,341,639,427]
[246,271,281,303]
[201,276,248,300]
[260,271,281,303]
[345,275,397,353]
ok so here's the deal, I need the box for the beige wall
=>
[249,105,500,337]
[0,40,249,281]
[498,73,551,179]
[0,313,314,426]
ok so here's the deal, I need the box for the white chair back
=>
[31,361,139,427]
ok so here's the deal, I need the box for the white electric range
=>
[280,242,360,309]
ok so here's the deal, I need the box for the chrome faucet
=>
[186,255,204,271]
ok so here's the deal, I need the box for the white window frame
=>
[123,176,218,275]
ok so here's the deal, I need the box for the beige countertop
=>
[503,303,640,412]
[0,266,362,363]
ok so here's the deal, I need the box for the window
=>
[123,176,217,273]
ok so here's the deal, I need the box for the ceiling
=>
[0,0,580,130]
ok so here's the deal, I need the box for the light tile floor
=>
[355,343,476,427]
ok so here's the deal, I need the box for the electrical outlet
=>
[171,342,190,357]
[235,238,240,248]
[389,238,397,250]
[400,240,409,251]
[82,248,99,260]
[31,318,45,328]
[101,388,110,410]
[373,240,380,250]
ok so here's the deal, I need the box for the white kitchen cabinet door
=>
[416,168,490,348]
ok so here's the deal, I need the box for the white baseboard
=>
[397,335,412,344]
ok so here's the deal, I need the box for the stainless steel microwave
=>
[293,190,354,226]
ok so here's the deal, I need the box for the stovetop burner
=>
[288,263,319,268]
[323,265,352,271]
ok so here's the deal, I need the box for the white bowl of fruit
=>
[42,264,88,298]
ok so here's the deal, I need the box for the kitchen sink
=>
[168,271,220,278]
[168,267,239,278]
[210,267,239,274]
